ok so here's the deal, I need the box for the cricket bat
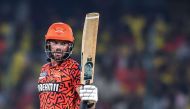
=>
[81,12,99,85]
[80,12,99,109]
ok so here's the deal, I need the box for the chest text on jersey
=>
[38,83,59,92]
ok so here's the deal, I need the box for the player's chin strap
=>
[46,51,72,62]
[55,51,72,62]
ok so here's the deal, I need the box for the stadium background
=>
[0,0,190,109]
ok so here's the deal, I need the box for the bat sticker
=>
[84,57,93,80]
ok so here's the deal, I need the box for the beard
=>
[52,49,65,61]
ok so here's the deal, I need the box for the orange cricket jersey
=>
[38,58,81,109]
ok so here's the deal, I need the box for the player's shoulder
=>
[66,58,79,65]
[41,62,50,69]
[64,58,80,69]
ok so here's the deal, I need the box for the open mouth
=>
[54,52,63,58]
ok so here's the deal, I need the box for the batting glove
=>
[79,85,98,102]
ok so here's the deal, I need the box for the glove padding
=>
[79,85,98,102]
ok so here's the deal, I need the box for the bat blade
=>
[81,12,99,85]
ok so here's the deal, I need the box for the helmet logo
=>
[55,29,64,33]
[55,27,65,35]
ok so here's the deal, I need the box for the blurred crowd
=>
[0,0,190,109]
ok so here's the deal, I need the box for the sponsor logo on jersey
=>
[38,83,59,92]
[39,72,47,80]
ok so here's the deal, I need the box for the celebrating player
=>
[37,22,98,109]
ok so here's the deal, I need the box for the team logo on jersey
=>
[39,71,47,80]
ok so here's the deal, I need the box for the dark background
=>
[0,0,190,109]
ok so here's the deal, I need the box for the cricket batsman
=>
[37,22,98,109]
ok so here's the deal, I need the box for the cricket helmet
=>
[45,22,74,42]
[45,22,74,61]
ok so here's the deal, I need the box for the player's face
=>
[49,40,69,60]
